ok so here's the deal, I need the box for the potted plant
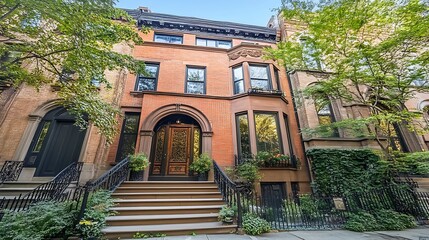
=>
[128,153,150,181]
[218,205,236,224]
[189,153,212,181]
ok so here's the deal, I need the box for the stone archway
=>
[138,104,213,180]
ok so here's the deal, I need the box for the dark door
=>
[261,182,286,207]
[150,123,200,177]
[24,107,87,177]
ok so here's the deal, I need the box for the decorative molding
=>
[306,71,330,79]
[202,132,213,137]
[140,130,154,136]
[228,48,263,60]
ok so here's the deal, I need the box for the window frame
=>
[154,33,183,44]
[135,62,160,91]
[185,65,207,95]
[248,64,272,91]
[274,67,281,91]
[232,64,245,94]
[253,111,284,154]
[195,38,232,49]
[316,102,339,137]
[235,111,251,158]
[115,112,141,162]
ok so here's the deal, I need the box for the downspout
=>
[286,70,315,193]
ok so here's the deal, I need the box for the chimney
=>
[138,6,151,13]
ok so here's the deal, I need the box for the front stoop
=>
[102,181,237,239]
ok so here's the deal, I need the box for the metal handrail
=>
[0,161,83,219]
[0,161,24,184]
[78,157,130,219]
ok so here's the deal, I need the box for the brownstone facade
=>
[0,9,311,195]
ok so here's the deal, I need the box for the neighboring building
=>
[0,8,312,198]
[272,16,429,153]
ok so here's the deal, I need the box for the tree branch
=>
[0,3,20,22]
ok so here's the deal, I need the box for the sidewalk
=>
[140,226,429,240]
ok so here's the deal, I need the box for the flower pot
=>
[129,170,144,181]
[197,172,208,181]
[222,217,234,224]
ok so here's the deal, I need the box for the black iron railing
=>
[0,162,83,219]
[235,154,298,168]
[78,157,130,219]
[0,160,24,183]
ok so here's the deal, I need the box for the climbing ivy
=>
[306,148,388,195]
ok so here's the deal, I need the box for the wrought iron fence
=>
[234,154,298,168]
[0,160,24,183]
[0,162,83,220]
[78,157,130,219]
[213,160,429,231]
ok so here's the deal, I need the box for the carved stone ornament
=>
[228,48,263,60]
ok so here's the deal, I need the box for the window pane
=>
[218,41,232,49]
[237,114,251,157]
[187,82,204,94]
[169,36,183,44]
[318,115,332,125]
[33,121,51,152]
[234,80,244,94]
[317,104,331,116]
[274,69,281,90]
[251,79,269,90]
[154,34,170,43]
[207,40,216,47]
[187,68,205,82]
[117,135,137,161]
[123,114,140,133]
[233,66,243,81]
[144,65,158,77]
[196,38,206,46]
[255,113,281,153]
[250,66,268,79]
[137,78,156,91]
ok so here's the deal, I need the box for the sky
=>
[115,0,282,27]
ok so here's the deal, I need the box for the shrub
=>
[0,201,77,240]
[242,213,271,235]
[344,211,379,232]
[236,162,261,184]
[129,153,150,171]
[345,210,416,232]
[189,153,212,173]
[77,190,115,239]
[373,209,416,230]
[218,205,236,222]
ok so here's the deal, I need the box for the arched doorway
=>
[150,114,201,180]
[23,107,87,177]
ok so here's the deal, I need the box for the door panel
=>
[166,127,191,175]
[152,126,166,175]
[36,121,86,176]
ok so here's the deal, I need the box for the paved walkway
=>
[138,226,429,240]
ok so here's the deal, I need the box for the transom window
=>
[196,38,232,49]
[249,65,271,91]
[185,67,206,94]
[233,65,245,94]
[154,34,183,44]
[135,63,159,91]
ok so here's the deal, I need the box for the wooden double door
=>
[150,124,200,177]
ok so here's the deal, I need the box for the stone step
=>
[121,181,216,188]
[0,187,36,197]
[114,186,219,193]
[113,198,225,207]
[112,191,222,199]
[102,222,236,239]
[106,213,219,226]
[0,181,46,188]
[111,205,224,216]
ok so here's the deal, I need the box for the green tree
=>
[0,0,147,143]
[267,0,429,157]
